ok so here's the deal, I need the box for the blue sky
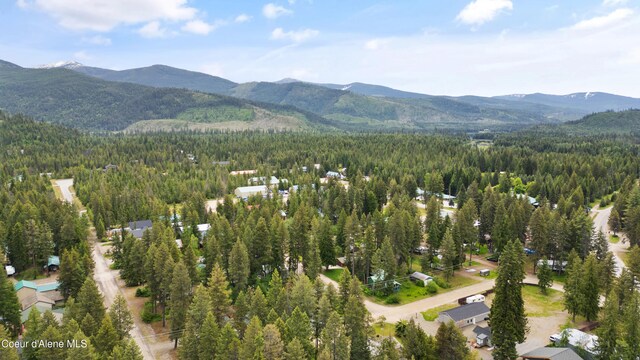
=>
[1,0,639,96]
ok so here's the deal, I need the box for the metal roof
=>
[521,347,582,360]
[440,302,490,322]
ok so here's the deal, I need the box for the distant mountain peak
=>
[37,61,84,69]
[275,78,302,84]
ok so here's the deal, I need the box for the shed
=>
[479,269,490,277]
[437,302,490,328]
[521,347,582,360]
[5,265,16,276]
[472,326,492,347]
[47,255,60,271]
[409,272,433,286]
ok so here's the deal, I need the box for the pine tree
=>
[564,256,583,321]
[608,208,621,235]
[252,218,272,275]
[344,293,370,360]
[285,338,307,360]
[318,217,336,270]
[38,325,66,359]
[289,274,316,318]
[375,337,400,360]
[215,323,241,360]
[435,321,470,360]
[7,222,27,272]
[592,229,609,261]
[66,329,98,360]
[537,256,553,294]
[320,311,350,360]
[93,314,119,357]
[229,239,250,292]
[596,290,619,359]
[182,242,199,285]
[58,248,88,300]
[198,312,219,360]
[250,287,269,324]
[402,319,436,360]
[109,294,133,340]
[112,339,144,360]
[441,228,456,281]
[285,307,313,357]
[305,233,323,280]
[490,240,527,360]
[76,277,105,328]
[234,290,250,336]
[338,268,351,312]
[0,325,19,360]
[170,261,192,348]
[240,316,265,360]
[267,269,284,309]
[179,285,211,360]
[623,292,640,360]
[263,324,284,360]
[0,265,21,336]
[208,263,231,325]
[580,254,600,321]
[628,245,640,281]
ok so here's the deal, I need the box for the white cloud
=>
[19,0,197,31]
[603,0,628,7]
[364,39,389,50]
[200,62,224,77]
[16,0,29,8]
[456,0,513,26]
[263,3,292,19]
[138,21,167,38]
[271,28,318,42]
[570,8,634,30]
[82,35,111,46]
[182,20,225,35]
[235,14,252,23]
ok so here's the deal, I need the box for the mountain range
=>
[2,59,639,132]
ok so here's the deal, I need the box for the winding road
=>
[591,205,628,276]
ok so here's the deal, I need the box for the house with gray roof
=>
[521,347,582,360]
[437,302,490,328]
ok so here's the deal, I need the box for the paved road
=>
[592,205,628,276]
[54,179,155,360]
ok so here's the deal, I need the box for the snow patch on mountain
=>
[37,61,84,69]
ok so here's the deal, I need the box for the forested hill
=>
[0,60,332,131]
[564,109,640,134]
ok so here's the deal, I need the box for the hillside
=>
[0,60,329,131]
[495,92,640,113]
[73,64,237,94]
[563,109,640,134]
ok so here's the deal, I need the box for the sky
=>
[1,0,639,97]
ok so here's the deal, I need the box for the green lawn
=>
[372,322,396,337]
[522,285,564,317]
[324,268,344,282]
[476,270,498,280]
[367,274,480,305]
[552,273,567,284]
[609,234,620,244]
[422,303,457,321]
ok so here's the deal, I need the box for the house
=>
[516,193,540,207]
[129,220,153,231]
[336,257,347,267]
[302,166,308,172]
[437,302,490,328]
[15,281,63,323]
[472,326,492,347]
[248,176,267,185]
[46,255,60,271]
[175,239,183,249]
[479,269,491,277]
[326,171,344,179]
[368,271,401,292]
[521,347,582,360]
[537,259,568,272]
[549,329,598,355]
[409,272,433,286]
[235,185,268,199]
[178,224,211,239]
[103,164,118,171]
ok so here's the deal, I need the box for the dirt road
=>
[54,178,155,359]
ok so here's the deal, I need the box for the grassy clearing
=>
[523,285,564,317]
[609,234,620,244]
[15,267,48,280]
[476,270,498,280]
[50,180,64,201]
[422,303,458,321]
[324,268,344,282]
[368,274,480,305]
[372,322,396,337]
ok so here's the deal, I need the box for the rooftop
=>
[440,302,490,322]
[521,347,582,360]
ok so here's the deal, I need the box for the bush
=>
[135,286,151,297]
[385,295,400,304]
[414,280,424,288]
[425,282,438,294]
[395,320,408,337]
[478,244,489,255]
[141,302,161,323]
[434,277,450,289]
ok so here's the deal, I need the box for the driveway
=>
[53,178,74,203]
[591,205,628,276]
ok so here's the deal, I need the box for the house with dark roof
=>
[437,302,490,328]
[128,220,153,231]
[520,347,582,360]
